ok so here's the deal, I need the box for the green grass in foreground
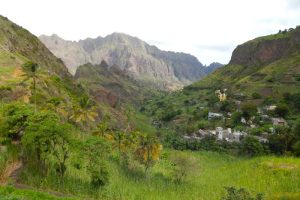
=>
[0,186,78,200]
[19,151,300,200]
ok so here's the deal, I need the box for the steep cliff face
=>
[230,27,300,67]
[39,33,208,89]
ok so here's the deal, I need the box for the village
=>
[183,89,288,144]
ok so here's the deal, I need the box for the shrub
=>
[170,152,198,183]
[274,103,289,118]
[252,92,262,99]
[293,141,300,157]
[221,187,264,200]
[241,103,257,121]
[240,136,264,157]
[3,102,34,140]
[83,137,111,187]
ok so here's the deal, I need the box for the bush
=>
[83,137,111,187]
[252,92,262,99]
[3,102,34,140]
[90,162,110,188]
[240,136,264,157]
[222,187,264,200]
[274,103,289,118]
[170,152,198,183]
[292,141,300,157]
[241,103,257,121]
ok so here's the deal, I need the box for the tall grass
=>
[18,150,300,200]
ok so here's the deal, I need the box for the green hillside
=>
[141,27,300,135]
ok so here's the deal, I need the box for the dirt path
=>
[0,160,22,185]
[1,161,83,199]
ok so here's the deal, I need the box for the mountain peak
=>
[39,33,220,90]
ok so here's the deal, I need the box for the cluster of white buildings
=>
[183,127,248,143]
[184,127,269,143]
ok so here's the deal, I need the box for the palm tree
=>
[70,96,98,129]
[22,61,38,113]
[135,134,162,173]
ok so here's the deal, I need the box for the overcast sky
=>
[1,0,300,65]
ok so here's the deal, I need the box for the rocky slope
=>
[39,33,210,89]
[229,27,300,66]
[75,61,159,106]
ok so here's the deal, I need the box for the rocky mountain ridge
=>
[39,33,220,89]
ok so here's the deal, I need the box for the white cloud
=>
[0,0,299,64]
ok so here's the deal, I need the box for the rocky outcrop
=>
[229,26,300,66]
[39,33,209,89]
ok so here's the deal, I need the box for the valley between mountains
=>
[0,15,300,200]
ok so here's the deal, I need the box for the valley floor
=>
[1,150,300,200]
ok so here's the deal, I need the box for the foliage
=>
[70,96,98,129]
[252,92,262,99]
[274,103,289,118]
[134,134,162,172]
[169,151,198,183]
[221,187,264,200]
[231,111,243,127]
[240,136,264,157]
[241,103,257,121]
[82,137,111,187]
[22,111,71,177]
[22,61,39,113]
[2,102,34,140]
[292,141,300,157]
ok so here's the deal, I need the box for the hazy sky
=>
[1,0,300,65]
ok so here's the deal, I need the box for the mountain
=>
[0,16,69,78]
[204,62,224,74]
[39,33,209,90]
[75,61,160,106]
[141,26,300,132]
[0,15,131,128]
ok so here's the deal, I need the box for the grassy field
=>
[16,150,300,200]
[0,186,78,200]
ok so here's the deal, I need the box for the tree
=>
[22,61,38,113]
[241,103,257,121]
[70,96,98,129]
[240,136,264,157]
[268,126,294,155]
[292,119,300,139]
[83,137,111,188]
[169,152,198,183]
[231,111,242,127]
[222,187,264,200]
[3,102,34,140]
[293,141,300,156]
[134,134,162,173]
[274,104,289,118]
[93,114,111,137]
[23,112,71,178]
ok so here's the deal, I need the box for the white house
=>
[208,112,223,120]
